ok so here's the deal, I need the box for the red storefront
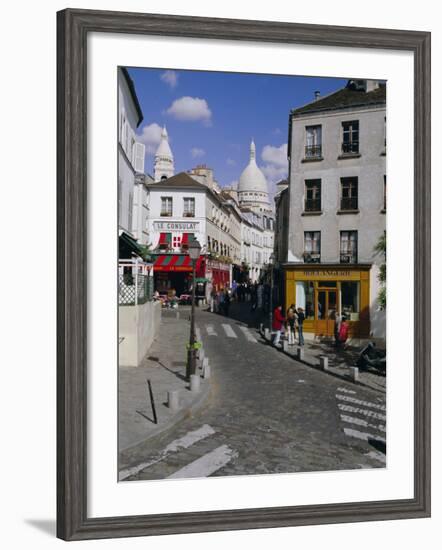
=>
[206,259,231,290]
[153,253,206,296]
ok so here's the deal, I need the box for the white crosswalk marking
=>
[344,427,386,444]
[168,445,238,479]
[336,394,386,411]
[238,326,257,343]
[365,450,387,464]
[338,403,386,421]
[119,425,215,481]
[340,414,386,432]
[222,324,237,338]
[337,387,356,395]
[206,324,217,336]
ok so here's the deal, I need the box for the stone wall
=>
[119,301,161,367]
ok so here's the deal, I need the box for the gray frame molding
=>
[57,8,431,541]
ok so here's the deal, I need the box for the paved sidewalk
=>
[119,309,210,456]
[261,331,386,393]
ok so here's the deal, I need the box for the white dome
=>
[155,126,173,159]
[238,140,268,194]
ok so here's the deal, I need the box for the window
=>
[305,125,322,158]
[340,177,358,210]
[342,120,359,154]
[340,231,358,263]
[305,179,321,212]
[296,281,315,319]
[183,197,195,217]
[172,235,181,249]
[304,231,321,263]
[161,197,172,216]
[341,281,360,320]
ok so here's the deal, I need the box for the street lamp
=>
[269,253,275,334]
[186,239,201,381]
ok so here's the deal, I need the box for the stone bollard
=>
[190,374,201,392]
[349,367,359,382]
[199,348,205,361]
[203,364,211,379]
[264,328,270,340]
[175,310,180,320]
[202,357,209,370]
[283,340,289,352]
[260,323,264,334]
[319,355,329,371]
[296,347,305,361]
[168,390,180,411]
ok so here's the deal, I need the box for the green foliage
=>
[374,233,386,310]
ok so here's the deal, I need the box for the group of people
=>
[272,304,350,349]
[209,286,231,316]
[272,304,305,347]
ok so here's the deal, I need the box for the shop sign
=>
[153,220,200,231]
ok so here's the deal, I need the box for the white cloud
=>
[190,147,205,158]
[261,143,288,168]
[166,96,212,125]
[136,122,163,154]
[160,70,178,88]
[226,158,236,166]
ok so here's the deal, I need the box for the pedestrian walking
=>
[223,288,231,316]
[217,287,225,314]
[210,286,217,313]
[297,307,305,346]
[335,314,349,349]
[272,305,286,347]
[286,304,296,345]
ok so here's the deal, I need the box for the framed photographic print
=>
[57,8,431,541]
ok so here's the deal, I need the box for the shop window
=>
[304,231,321,263]
[341,281,360,321]
[340,231,358,263]
[295,281,315,320]
[340,177,358,210]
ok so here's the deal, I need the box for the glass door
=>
[315,288,338,336]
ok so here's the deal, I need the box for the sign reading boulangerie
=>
[153,220,200,231]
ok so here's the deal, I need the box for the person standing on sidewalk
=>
[297,307,305,346]
[223,287,231,316]
[286,304,296,345]
[272,305,286,347]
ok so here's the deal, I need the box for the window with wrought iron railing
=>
[304,231,321,263]
[342,120,359,154]
[161,197,173,216]
[340,231,358,263]
[340,177,358,210]
[183,197,195,217]
[305,125,322,159]
[305,180,321,212]
[305,144,322,158]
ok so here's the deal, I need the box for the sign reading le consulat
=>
[153,221,200,231]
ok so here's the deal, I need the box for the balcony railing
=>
[341,141,359,154]
[183,211,195,217]
[340,253,358,264]
[305,144,322,158]
[160,211,172,217]
[303,252,321,263]
[340,197,358,210]
[304,198,321,212]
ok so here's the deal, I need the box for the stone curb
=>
[259,330,385,394]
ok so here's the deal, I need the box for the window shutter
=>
[134,142,145,173]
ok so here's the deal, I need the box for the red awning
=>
[153,254,205,273]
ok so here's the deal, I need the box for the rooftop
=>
[147,172,208,190]
[291,80,386,117]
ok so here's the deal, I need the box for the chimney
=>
[314,90,321,101]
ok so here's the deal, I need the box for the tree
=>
[374,232,386,310]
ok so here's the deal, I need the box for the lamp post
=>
[268,253,275,333]
[186,239,201,381]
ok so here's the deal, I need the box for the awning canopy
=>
[119,231,145,259]
[153,254,205,274]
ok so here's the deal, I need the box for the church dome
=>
[238,140,268,194]
[155,126,173,159]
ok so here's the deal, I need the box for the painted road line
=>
[206,324,217,337]
[343,427,386,444]
[340,414,386,432]
[338,404,386,421]
[119,424,216,481]
[337,387,356,395]
[168,445,238,479]
[365,450,387,464]
[336,394,386,411]
[222,324,237,338]
[238,326,257,343]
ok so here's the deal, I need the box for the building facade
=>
[282,79,386,340]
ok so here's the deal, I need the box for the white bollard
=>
[264,328,270,340]
[349,367,359,382]
[199,348,205,361]
[202,357,209,370]
[319,356,329,371]
[283,340,289,352]
[260,323,264,333]
[175,310,180,320]
[190,374,201,392]
[297,347,305,361]
[203,364,211,379]
[168,390,180,411]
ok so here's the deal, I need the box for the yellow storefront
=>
[284,264,371,339]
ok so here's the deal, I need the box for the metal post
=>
[186,260,197,380]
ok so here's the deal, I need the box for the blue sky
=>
[127,67,346,194]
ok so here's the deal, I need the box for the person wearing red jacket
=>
[272,305,286,347]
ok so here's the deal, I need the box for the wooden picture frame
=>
[57,8,431,541]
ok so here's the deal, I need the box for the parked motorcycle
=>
[356,342,386,374]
